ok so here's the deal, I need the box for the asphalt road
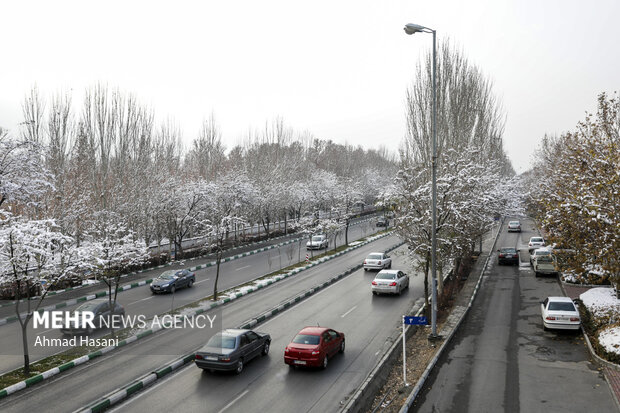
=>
[107,244,424,413]
[0,234,407,412]
[0,217,383,374]
[411,218,616,412]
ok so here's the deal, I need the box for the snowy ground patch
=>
[599,326,620,356]
[581,287,620,329]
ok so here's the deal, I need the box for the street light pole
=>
[404,22,439,338]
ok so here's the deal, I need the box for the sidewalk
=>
[564,283,620,412]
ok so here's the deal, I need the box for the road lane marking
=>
[127,296,155,306]
[218,390,249,413]
[235,265,252,271]
[195,278,210,284]
[341,305,357,318]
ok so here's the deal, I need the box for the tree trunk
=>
[213,249,222,300]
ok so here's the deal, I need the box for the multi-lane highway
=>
[0,233,413,412]
[0,216,381,374]
[411,218,616,412]
[106,244,422,413]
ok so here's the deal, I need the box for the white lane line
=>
[127,296,155,306]
[218,389,249,413]
[235,265,252,272]
[195,278,210,284]
[340,305,357,318]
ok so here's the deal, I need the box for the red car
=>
[284,326,345,369]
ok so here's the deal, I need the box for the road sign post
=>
[402,315,429,385]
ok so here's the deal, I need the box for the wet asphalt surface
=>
[411,218,616,413]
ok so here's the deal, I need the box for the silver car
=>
[306,234,328,250]
[371,270,409,295]
[364,252,392,271]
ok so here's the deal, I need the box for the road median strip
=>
[77,239,405,413]
[0,229,393,400]
[1,214,380,309]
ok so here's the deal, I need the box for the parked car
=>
[529,247,552,266]
[306,234,328,250]
[507,220,521,232]
[376,217,389,227]
[528,236,546,253]
[195,329,271,374]
[371,270,409,295]
[533,255,559,277]
[363,252,392,271]
[497,247,519,265]
[540,296,581,331]
[60,299,125,335]
[150,269,196,294]
[284,326,345,369]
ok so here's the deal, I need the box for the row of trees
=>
[525,92,619,287]
[394,41,516,314]
[0,87,396,374]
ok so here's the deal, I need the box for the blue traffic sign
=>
[404,316,427,325]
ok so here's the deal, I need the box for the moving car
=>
[284,326,345,369]
[195,329,271,374]
[507,220,521,232]
[306,234,328,250]
[540,296,581,331]
[371,270,409,295]
[60,299,125,335]
[497,247,519,265]
[150,269,196,294]
[528,236,546,253]
[376,217,389,227]
[363,252,392,271]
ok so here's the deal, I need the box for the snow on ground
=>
[580,287,620,316]
[599,326,620,356]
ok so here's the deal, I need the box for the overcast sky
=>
[1,0,618,173]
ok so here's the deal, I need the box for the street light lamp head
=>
[404,23,426,35]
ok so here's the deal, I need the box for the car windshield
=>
[312,236,324,241]
[292,334,320,345]
[376,273,396,280]
[537,256,554,263]
[548,302,576,312]
[500,248,516,253]
[509,221,519,225]
[206,334,237,349]
[367,254,382,260]
[158,271,177,280]
[531,238,543,243]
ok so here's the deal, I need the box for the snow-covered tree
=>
[0,217,80,375]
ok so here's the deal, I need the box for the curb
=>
[397,219,503,412]
[0,230,394,400]
[0,213,379,308]
[76,240,404,413]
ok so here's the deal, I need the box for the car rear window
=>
[500,248,516,253]
[367,254,382,260]
[376,273,396,280]
[548,302,576,312]
[531,237,543,242]
[206,334,237,349]
[292,334,320,345]
[509,221,520,225]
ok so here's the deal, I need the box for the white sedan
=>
[306,235,328,250]
[363,252,392,271]
[540,296,581,331]
[371,270,409,295]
